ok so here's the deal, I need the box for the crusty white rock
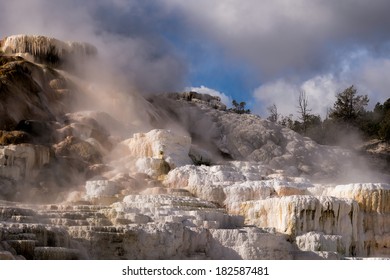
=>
[0,144,50,181]
[1,35,96,65]
[112,129,192,169]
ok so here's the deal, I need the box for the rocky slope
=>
[1,35,389,260]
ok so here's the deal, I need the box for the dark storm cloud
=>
[162,0,390,79]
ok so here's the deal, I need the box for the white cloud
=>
[253,57,390,120]
[253,79,299,117]
[163,0,390,79]
[253,75,350,119]
[353,58,390,107]
[187,85,232,107]
[166,0,390,118]
[300,75,347,117]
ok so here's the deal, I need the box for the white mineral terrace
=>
[1,35,97,63]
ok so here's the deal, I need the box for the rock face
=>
[114,129,192,169]
[0,197,294,260]
[151,93,355,179]
[163,161,274,207]
[240,196,361,256]
[0,35,97,66]
[0,144,50,181]
[0,56,71,130]
[0,51,115,201]
[310,183,390,257]
[1,34,390,260]
[0,144,50,200]
[163,160,390,257]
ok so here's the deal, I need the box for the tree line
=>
[267,85,390,145]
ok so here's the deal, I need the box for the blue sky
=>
[179,40,257,107]
[2,0,390,118]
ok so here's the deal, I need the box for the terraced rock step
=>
[34,247,80,260]
[0,196,295,260]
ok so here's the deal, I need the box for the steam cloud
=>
[1,0,390,116]
[0,0,186,96]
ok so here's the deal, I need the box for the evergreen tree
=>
[378,98,390,141]
[231,100,250,114]
[329,85,369,126]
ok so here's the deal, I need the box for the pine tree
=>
[329,85,369,126]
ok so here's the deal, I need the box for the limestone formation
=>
[308,183,390,256]
[0,56,71,129]
[111,129,192,169]
[152,93,357,178]
[0,144,50,181]
[163,161,390,257]
[0,197,295,259]
[0,35,97,66]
